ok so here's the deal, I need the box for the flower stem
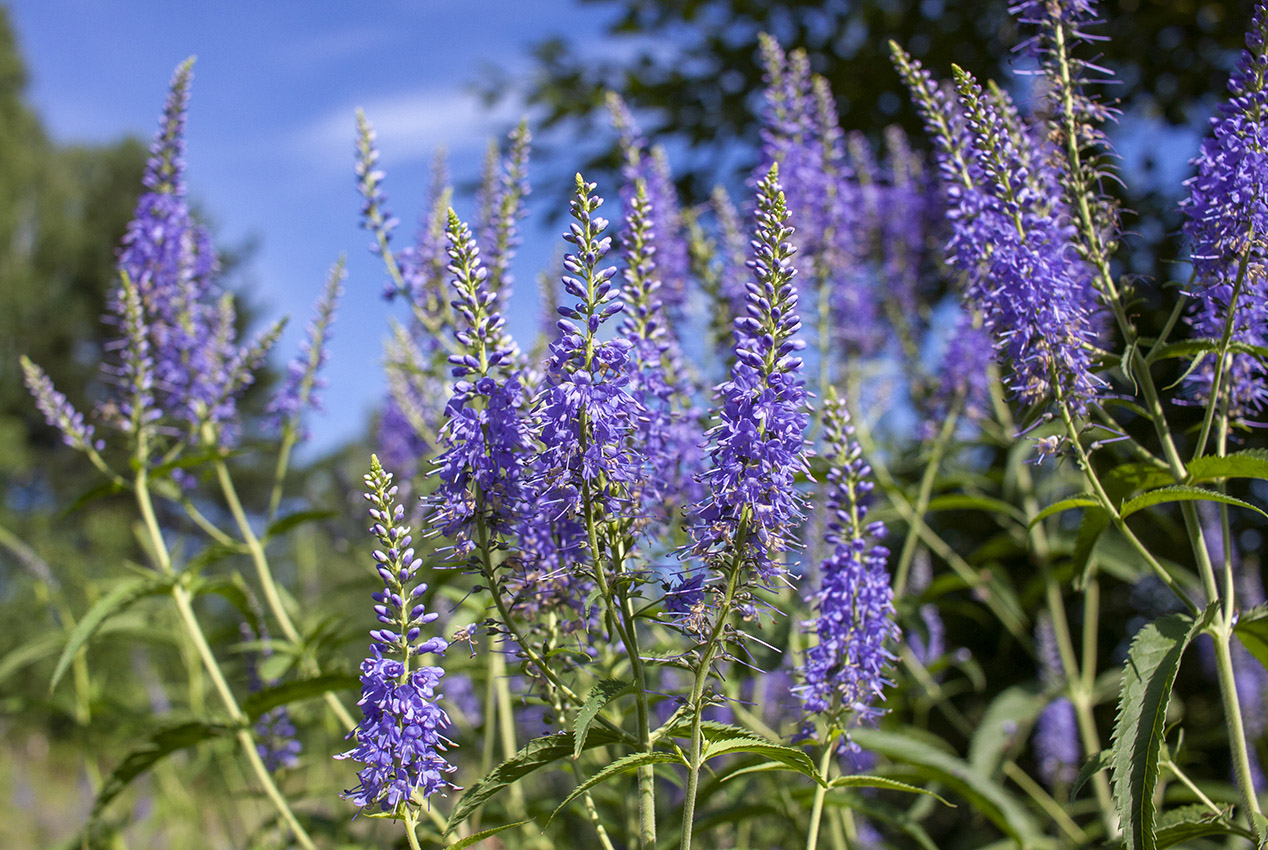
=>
[134,461,315,850]
[805,737,837,850]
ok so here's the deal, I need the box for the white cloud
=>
[294,86,527,170]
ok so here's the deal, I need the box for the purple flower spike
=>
[103,59,266,446]
[269,260,345,442]
[337,456,455,813]
[689,164,810,584]
[1180,3,1268,422]
[795,394,898,732]
[609,94,691,317]
[619,179,706,525]
[476,122,532,316]
[1034,614,1079,787]
[533,174,646,525]
[431,211,531,560]
[21,357,99,453]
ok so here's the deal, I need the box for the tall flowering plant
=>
[21,5,1268,850]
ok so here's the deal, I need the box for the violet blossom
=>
[337,456,455,813]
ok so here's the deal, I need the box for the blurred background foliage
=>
[0,1,1264,848]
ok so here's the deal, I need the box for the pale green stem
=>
[210,453,357,732]
[680,518,749,850]
[893,402,960,595]
[134,463,316,850]
[1001,761,1088,844]
[266,426,298,523]
[806,736,837,850]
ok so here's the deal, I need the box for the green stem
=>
[134,464,316,850]
[806,738,837,850]
[211,453,357,732]
[893,402,960,595]
[1213,627,1266,841]
[266,427,298,523]
[680,518,750,850]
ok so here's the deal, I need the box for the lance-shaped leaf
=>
[91,720,235,822]
[445,729,621,833]
[51,574,178,692]
[573,678,631,758]
[1120,486,1267,520]
[242,672,360,721]
[1110,611,1206,850]
[550,751,684,823]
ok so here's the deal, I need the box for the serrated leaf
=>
[51,575,178,692]
[1120,485,1267,520]
[1235,603,1268,672]
[828,774,953,806]
[242,672,359,721]
[441,821,529,849]
[1110,612,1203,850]
[91,721,235,821]
[264,509,338,540]
[1150,338,1268,362]
[1188,449,1268,484]
[573,678,632,759]
[1071,748,1113,799]
[549,751,683,823]
[702,736,824,785]
[1029,494,1099,529]
[925,493,1026,525]
[1155,804,1244,849]
[444,729,620,833]
[851,727,1039,844]
[968,684,1047,777]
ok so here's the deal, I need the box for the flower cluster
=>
[431,211,530,559]
[268,260,344,441]
[112,60,276,444]
[1033,614,1079,787]
[618,180,705,525]
[757,37,881,361]
[533,175,645,524]
[609,94,691,317]
[1180,2,1268,421]
[689,164,810,583]
[796,394,898,732]
[239,620,302,773]
[337,457,455,812]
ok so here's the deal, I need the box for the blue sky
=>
[7,0,627,455]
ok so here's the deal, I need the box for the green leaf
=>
[702,735,824,785]
[925,493,1026,525]
[968,684,1047,778]
[1235,604,1268,672]
[1110,611,1204,850]
[1120,485,1268,520]
[850,727,1039,845]
[51,575,178,692]
[1072,507,1111,588]
[91,721,235,821]
[264,509,338,540]
[1029,494,1099,529]
[1188,449,1268,484]
[59,479,128,518]
[191,573,260,632]
[573,678,631,759]
[1150,338,1268,362]
[1155,804,1244,849]
[444,729,620,833]
[242,672,359,721]
[549,751,683,823]
[828,774,953,806]
[1071,749,1113,799]
[441,821,530,849]
[0,630,64,685]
